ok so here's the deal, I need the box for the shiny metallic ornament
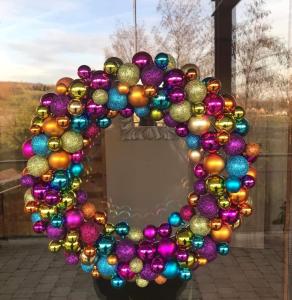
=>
[191,102,205,115]
[181,63,200,81]
[117,82,130,95]
[68,100,84,116]
[234,106,245,119]
[43,117,65,137]
[41,170,53,182]
[188,116,211,135]
[187,192,199,207]
[84,246,97,257]
[39,204,57,220]
[185,80,207,103]
[218,195,231,209]
[215,115,235,132]
[104,57,123,75]
[80,251,96,265]
[176,228,193,249]
[61,191,76,208]
[206,79,221,94]
[179,253,197,268]
[66,231,79,243]
[107,255,118,265]
[211,224,232,243]
[188,150,202,164]
[94,211,107,225]
[210,218,222,230]
[69,80,87,99]
[56,116,70,129]
[206,175,225,195]
[31,116,44,128]
[48,137,62,152]
[36,106,49,119]
[91,266,101,279]
[63,240,81,252]
[197,257,208,266]
[217,131,230,145]
[229,187,248,205]
[150,109,163,121]
[30,125,41,135]
[71,177,82,191]
[24,200,39,213]
[48,241,62,252]
[104,223,115,235]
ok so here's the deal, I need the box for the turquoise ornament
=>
[151,90,170,110]
[111,276,126,288]
[179,268,192,281]
[50,214,64,228]
[107,87,128,111]
[81,263,94,273]
[97,236,115,255]
[115,222,130,237]
[235,118,249,136]
[226,155,249,178]
[217,243,230,255]
[185,134,201,149]
[192,235,204,249]
[225,176,241,193]
[168,212,182,227]
[155,53,169,70]
[31,134,50,156]
[50,170,69,190]
[69,163,84,177]
[162,261,179,279]
[97,117,112,129]
[134,106,150,118]
[71,115,89,132]
[31,212,41,223]
[97,256,117,279]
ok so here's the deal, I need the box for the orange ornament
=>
[240,203,253,216]
[209,218,222,230]
[222,93,236,112]
[107,110,119,119]
[211,224,232,243]
[56,77,73,95]
[81,202,97,219]
[95,211,107,225]
[155,275,167,285]
[24,201,39,213]
[41,170,53,182]
[144,85,157,97]
[117,82,130,94]
[128,85,149,107]
[229,187,248,205]
[56,116,70,129]
[197,257,208,266]
[217,131,229,145]
[245,143,260,157]
[187,192,199,207]
[84,245,97,257]
[30,125,41,135]
[203,153,225,174]
[42,117,65,137]
[48,151,71,170]
[247,166,257,179]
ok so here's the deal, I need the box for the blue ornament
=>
[50,214,64,228]
[168,212,182,227]
[179,268,192,281]
[225,176,241,193]
[155,53,169,70]
[31,212,41,223]
[192,235,204,249]
[107,88,128,111]
[71,115,89,132]
[162,261,179,279]
[115,222,130,237]
[226,155,249,178]
[185,134,201,149]
[111,276,125,288]
[235,118,249,136]
[97,256,117,278]
[81,263,94,273]
[217,243,230,255]
[134,106,150,118]
[50,170,69,190]
[151,89,170,110]
[31,134,50,156]
[97,236,115,255]
[97,117,112,129]
[69,163,84,177]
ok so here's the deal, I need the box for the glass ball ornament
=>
[204,94,224,116]
[226,155,249,178]
[181,63,200,81]
[167,54,176,70]
[154,52,169,70]
[50,170,69,190]
[117,263,136,280]
[151,89,170,110]
[97,236,116,255]
[206,175,225,195]
[211,224,232,243]
[179,268,192,281]
[157,238,177,259]
[77,65,91,79]
[157,223,172,238]
[128,85,149,107]
[225,176,241,193]
[150,257,165,273]
[168,212,183,227]
[69,79,87,99]
[115,221,130,237]
[97,256,117,279]
[48,240,62,252]
[71,115,89,132]
[222,94,236,112]
[206,78,221,94]
[27,155,49,177]
[189,215,210,236]
[68,100,84,116]
[61,131,83,153]
[132,51,153,69]
[107,87,128,111]
[188,116,211,135]
[191,102,205,115]
[176,228,193,249]
[217,243,230,255]
[235,118,249,136]
[42,117,65,137]
[175,124,189,137]
[104,57,123,75]
[143,225,157,240]
[162,261,179,279]
[97,117,112,128]
[48,137,61,152]
[150,109,163,121]
[229,187,248,205]
[117,63,140,86]
[185,134,201,150]
[111,276,126,289]
[192,235,204,249]
[185,80,207,103]
[134,106,150,118]
[215,115,235,132]
[137,241,156,261]
[169,101,191,123]
[234,106,245,119]
[48,151,71,170]
[164,69,185,89]
[36,105,49,119]
[203,153,225,175]
[90,71,111,90]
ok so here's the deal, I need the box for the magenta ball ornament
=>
[157,238,177,259]
[65,209,84,230]
[242,174,256,188]
[143,225,157,240]
[85,123,100,138]
[32,183,48,200]
[175,124,189,137]
[176,249,188,262]
[224,134,246,156]
[80,222,101,245]
[120,106,134,118]
[204,94,224,116]
[193,164,207,178]
[158,223,172,238]
[197,194,219,219]
[117,263,136,280]
[164,69,185,88]
[219,207,239,224]
[150,258,165,274]
[193,179,207,195]
[116,239,136,262]
[65,252,79,265]
[168,87,185,104]
[141,65,164,87]
[180,205,194,221]
[44,189,60,205]
[33,220,46,233]
[197,236,217,261]
[90,71,111,90]
[201,132,220,153]
[22,139,35,159]
[137,241,156,261]
[163,113,178,128]
[46,224,65,241]
[86,101,107,118]
[78,65,91,79]
[132,51,153,69]
[71,150,84,163]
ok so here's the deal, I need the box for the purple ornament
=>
[33,220,46,233]
[242,175,256,188]
[197,194,218,219]
[65,209,84,230]
[46,224,65,241]
[193,164,207,178]
[143,225,157,240]
[20,175,35,187]
[78,65,91,79]
[117,263,135,280]
[65,252,79,265]
[90,71,111,90]
[76,190,88,205]
[86,100,107,118]
[149,259,164,275]
[219,207,239,224]
[175,124,189,137]
[71,150,84,163]
[137,241,156,261]
[141,65,164,86]
[85,123,100,138]
[197,236,217,261]
[168,87,185,103]
[224,134,246,156]
[157,238,177,259]
[22,139,35,159]
[158,223,172,238]
[204,94,224,116]
[50,95,70,116]
[201,132,220,153]
[193,179,206,195]
[32,183,48,200]
[40,93,57,107]
[164,69,185,88]
[120,106,134,118]
[44,189,60,206]
[176,249,188,262]
[116,239,136,262]
[132,51,153,69]
[180,205,194,221]
[163,113,178,128]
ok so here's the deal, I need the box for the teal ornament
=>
[192,235,204,249]
[168,212,182,227]
[179,268,192,281]
[32,134,50,156]
[97,236,115,255]
[217,243,230,255]
[185,134,201,149]
[50,170,69,190]
[225,176,241,193]
[155,53,169,70]
[134,106,150,118]
[50,214,64,228]
[226,155,249,178]
[235,118,249,136]
[107,87,128,111]
[97,256,117,279]
[71,115,89,132]
[151,89,170,110]
[115,222,130,237]
[31,212,41,223]
[81,263,94,273]
[162,261,179,279]
[69,163,84,177]
[97,117,112,128]
[111,276,126,288]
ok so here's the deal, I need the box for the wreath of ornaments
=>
[21,51,260,289]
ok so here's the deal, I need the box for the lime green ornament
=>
[61,131,83,153]
[189,215,210,236]
[92,89,108,105]
[117,63,140,86]
[27,155,49,177]
[185,80,207,103]
[169,101,192,123]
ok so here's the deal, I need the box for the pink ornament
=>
[137,241,156,261]
[158,223,172,238]
[33,220,46,233]
[180,205,194,221]
[219,208,239,224]
[71,150,84,163]
[32,183,48,200]
[117,263,135,280]
[193,163,207,178]
[204,94,224,116]
[150,257,165,273]
[143,225,157,240]
[201,132,220,153]
[80,222,101,245]
[157,238,177,259]
[65,209,84,230]
[176,249,188,262]
[22,139,35,159]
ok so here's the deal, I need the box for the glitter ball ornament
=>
[197,194,219,219]
[107,87,128,110]
[169,101,191,123]
[117,63,140,86]
[226,155,249,178]
[189,215,210,236]
[141,65,164,86]
[27,155,49,177]
[185,80,207,103]
[61,131,83,153]
[224,134,246,156]
[32,134,50,156]
[116,239,136,262]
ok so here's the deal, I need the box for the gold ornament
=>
[63,240,80,252]
[206,79,221,94]
[104,57,123,75]
[215,115,235,132]
[187,192,199,207]
[92,89,108,105]
[144,85,157,97]
[218,195,231,209]
[30,125,41,135]
[203,153,225,175]
[136,277,149,288]
[189,215,210,236]
[234,106,245,119]
[128,85,149,107]
[48,241,62,252]
[169,101,191,123]
[206,175,225,195]
[188,116,211,135]
[39,204,57,219]
[56,116,70,129]
[181,63,200,81]
[222,94,236,112]
[197,257,208,266]
[240,203,253,216]
[211,224,232,243]
[117,63,140,86]
[128,227,143,242]
[107,110,119,119]
[179,253,197,268]
[61,191,76,208]
[41,170,53,182]
[185,80,206,103]
[91,266,101,279]
[36,106,49,119]
[150,109,163,121]
[129,258,144,273]
[42,117,65,137]
[94,211,107,225]
[188,150,202,164]
[104,223,115,235]
[56,77,73,94]
[71,177,82,191]
[84,246,97,257]
[27,155,49,177]
[69,80,87,99]
[217,131,230,145]
[191,102,205,115]
[31,116,44,128]
[245,143,260,157]
[68,99,84,116]
[107,255,118,265]
[167,54,176,70]
[48,151,71,170]
[176,228,193,249]
[66,231,79,243]
[61,131,83,153]
[209,218,222,230]
[229,187,248,205]
[24,201,38,213]
[48,137,62,152]
[117,82,130,94]
[80,251,96,265]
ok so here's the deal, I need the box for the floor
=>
[0,237,284,300]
